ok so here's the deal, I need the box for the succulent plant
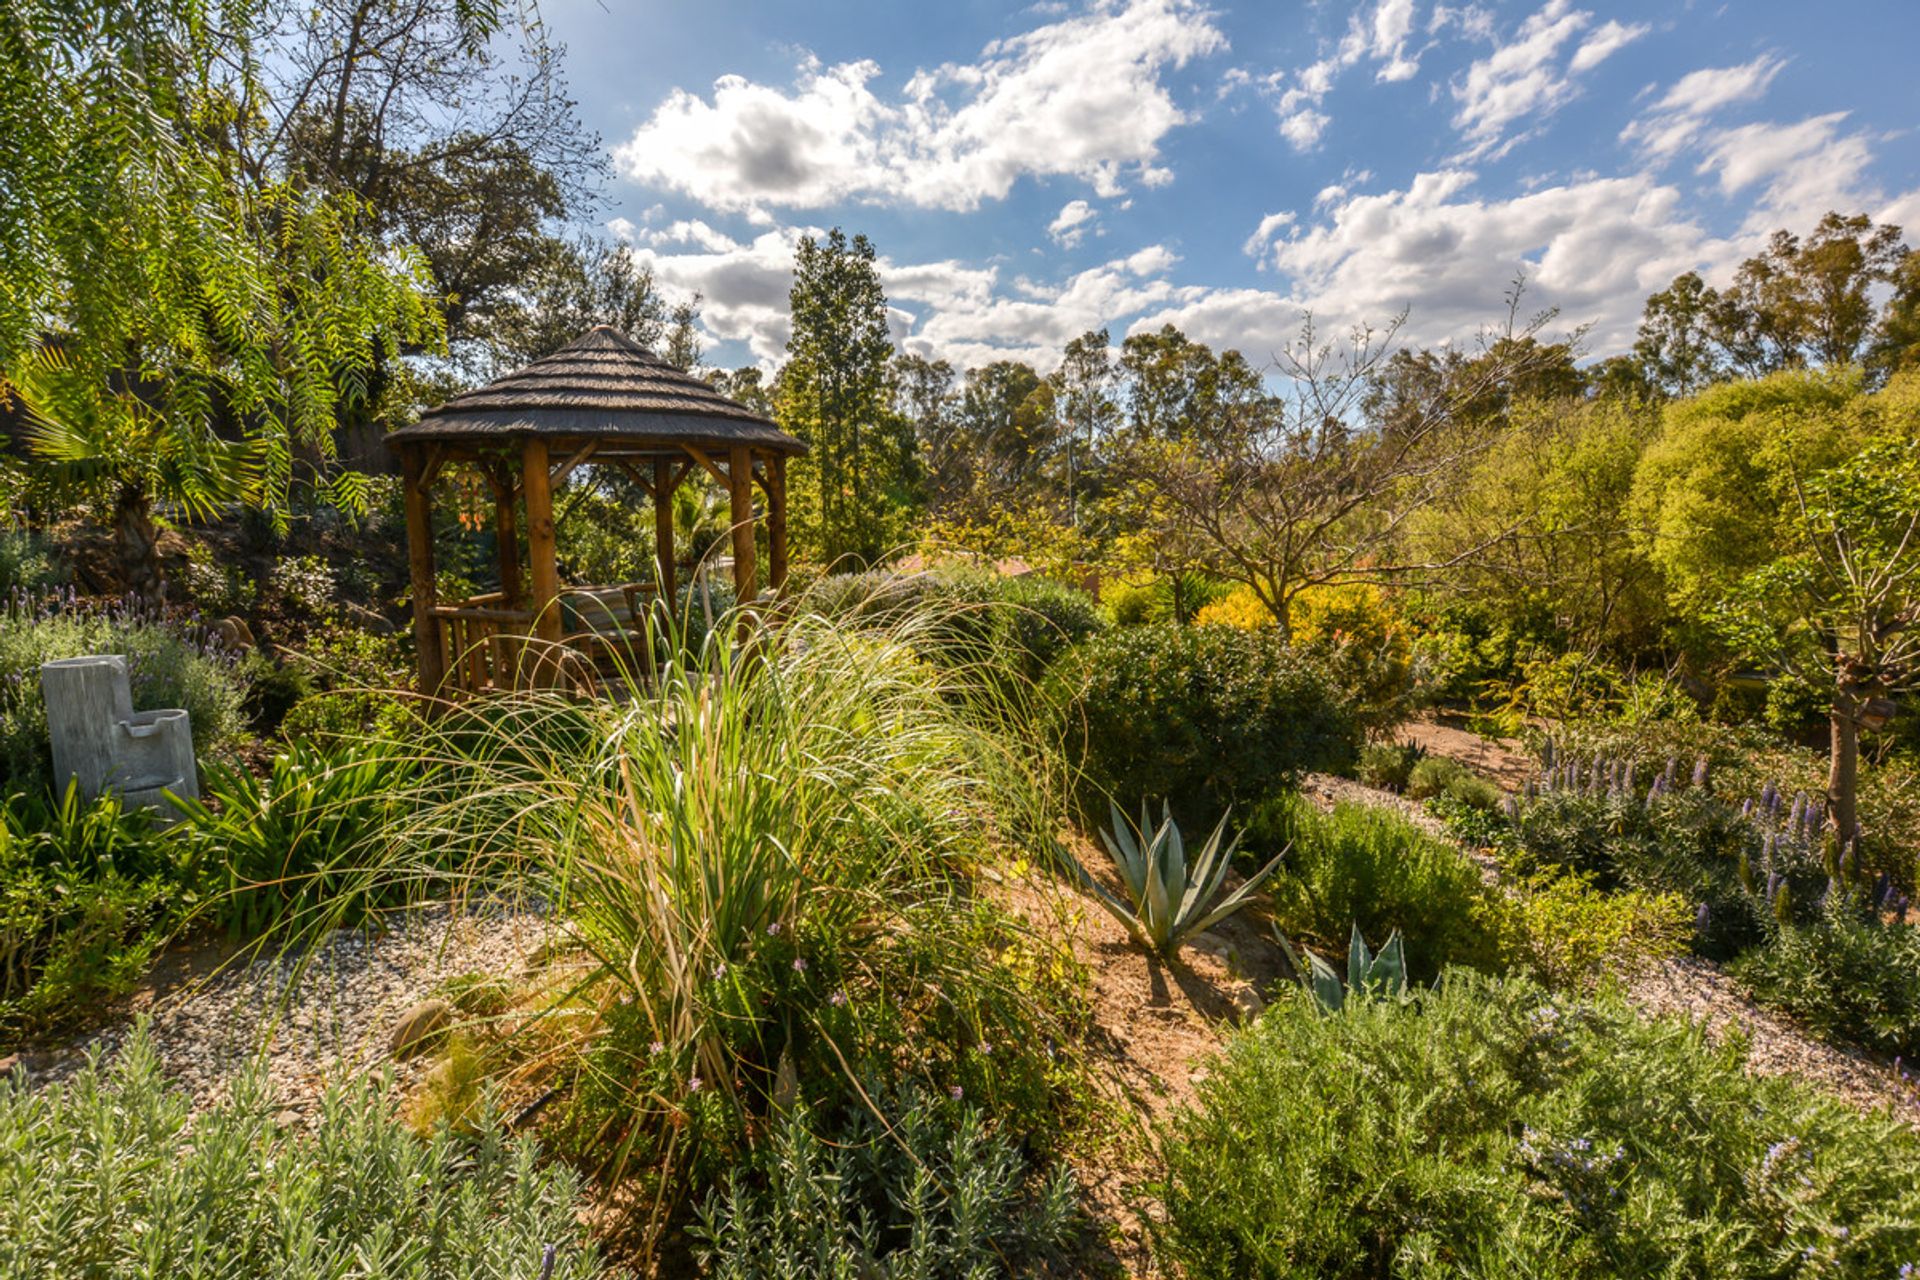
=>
[1076,800,1286,958]
[1275,923,1410,1013]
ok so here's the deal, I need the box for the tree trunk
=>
[1828,691,1860,850]
[114,481,162,603]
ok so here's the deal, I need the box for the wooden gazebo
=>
[386,325,807,696]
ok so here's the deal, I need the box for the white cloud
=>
[635,219,744,254]
[1569,19,1647,74]
[1279,107,1331,149]
[1621,55,1787,160]
[1242,210,1296,257]
[1263,0,1433,152]
[1697,112,1884,234]
[613,0,1226,214]
[1449,0,1589,155]
[1047,199,1098,247]
[1172,168,1721,358]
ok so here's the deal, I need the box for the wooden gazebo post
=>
[522,437,561,655]
[653,457,676,603]
[401,446,444,696]
[768,454,789,592]
[492,461,521,606]
[728,445,758,602]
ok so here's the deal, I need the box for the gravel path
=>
[1302,771,1920,1127]
[31,905,548,1118]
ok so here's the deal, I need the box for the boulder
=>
[389,998,453,1059]
[212,615,256,653]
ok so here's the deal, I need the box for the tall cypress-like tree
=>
[779,229,915,565]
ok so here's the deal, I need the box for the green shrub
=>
[0,528,60,595]
[1355,741,1424,792]
[1248,792,1505,980]
[1100,570,1231,626]
[808,566,1105,682]
[1731,902,1920,1060]
[174,740,415,937]
[1047,624,1360,831]
[693,1085,1078,1279]
[0,1030,602,1278]
[277,621,414,741]
[1500,868,1690,992]
[1155,972,1920,1279]
[1503,781,1831,962]
[1405,754,1502,809]
[0,594,249,791]
[0,784,181,1031]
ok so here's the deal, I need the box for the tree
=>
[482,237,673,372]
[1052,330,1121,525]
[1634,272,1719,397]
[894,353,961,506]
[709,367,775,418]
[1121,301,1567,637]
[1637,213,1911,391]
[1,0,443,595]
[1868,248,1920,384]
[1629,368,1906,845]
[779,229,915,565]
[1405,397,1666,661]
[248,0,598,369]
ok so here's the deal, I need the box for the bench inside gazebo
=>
[385,326,808,697]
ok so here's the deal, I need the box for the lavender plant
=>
[0,1029,603,1278]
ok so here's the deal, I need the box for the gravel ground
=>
[1302,771,1920,1127]
[31,905,549,1118]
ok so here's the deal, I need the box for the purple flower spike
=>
[1695,903,1711,935]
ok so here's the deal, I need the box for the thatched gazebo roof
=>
[386,325,803,697]
[387,325,805,457]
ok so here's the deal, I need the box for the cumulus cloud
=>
[1621,55,1786,160]
[1449,0,1641,158]
[1264,0,1434,152]
[1242,210,1297,258]
[1048,199,1099,247]
[1174,168,1719,357]
[1697,112,1885,235]
[612,215,1196,372]
[613,0,1226,214]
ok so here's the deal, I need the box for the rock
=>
[388,998,453,1059]
[212,616,256,653]
[1186,930,1241,972]
[0,1053,18,1079]
[341,601,395,635]
[273,1109,302,1129]
[1226,981,1266,1024]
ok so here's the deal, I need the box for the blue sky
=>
[539,0,1920,374]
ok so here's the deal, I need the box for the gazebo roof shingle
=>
[387,325,805,455]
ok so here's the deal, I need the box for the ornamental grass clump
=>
[346,594,1087,1242]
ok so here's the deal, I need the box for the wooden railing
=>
[430,583,663,697]
[430,600,535,696]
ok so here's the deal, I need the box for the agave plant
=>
[1077,801,1286,958]
[1275,923,1410,1013]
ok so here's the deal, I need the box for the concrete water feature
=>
[40,654,199,818]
